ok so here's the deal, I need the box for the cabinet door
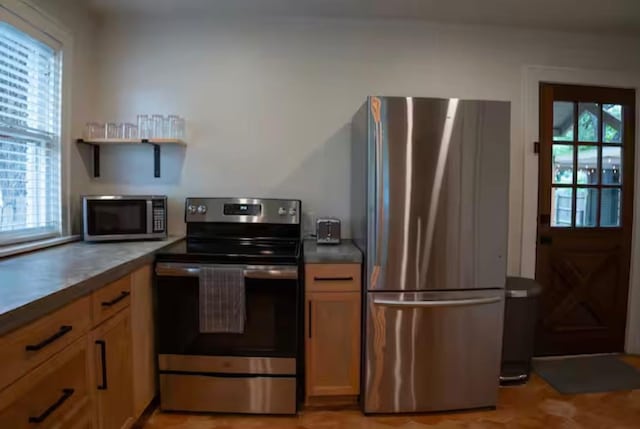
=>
[306,292,361,397]
[90,310,133,429]
[130,265,155,417]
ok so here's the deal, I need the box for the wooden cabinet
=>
[130,265,156,417]
[0,296,91,391]
[90,309,133,429]
[305,264,361,403]
[0,265,153,429]
[0,337,92,429]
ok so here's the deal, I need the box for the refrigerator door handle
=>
[373,296,502,308]
[371,97,384,277]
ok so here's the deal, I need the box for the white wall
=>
[28,0,98,233]
[88,13,640,275]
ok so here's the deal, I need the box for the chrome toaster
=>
[316,218,341,244]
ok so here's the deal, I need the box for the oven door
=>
[155,262,300,413]
[84,197,152,241]
[155,262,299,360]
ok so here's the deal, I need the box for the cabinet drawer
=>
[92,275,131,327]
[305,264,361,292]
[0,338,90,429]
[0,296,90,391]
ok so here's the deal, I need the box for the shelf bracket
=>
[76,139,100,178]
[141,139,161,178]
[93,144,100,178]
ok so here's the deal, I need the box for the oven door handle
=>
[155,262,299,280]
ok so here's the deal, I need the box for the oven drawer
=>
[159,374,296,414]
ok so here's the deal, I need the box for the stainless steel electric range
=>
[154,197,302,415]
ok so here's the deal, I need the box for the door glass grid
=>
[551,101,623,228]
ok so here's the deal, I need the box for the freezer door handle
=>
[373,296,502,308]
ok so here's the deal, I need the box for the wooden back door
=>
[536,83,635,356]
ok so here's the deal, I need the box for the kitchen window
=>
[0,20,62,246]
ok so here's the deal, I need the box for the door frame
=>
[522,65,640,353]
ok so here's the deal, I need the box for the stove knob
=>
[197,205,207,214]
[278,207,287,216]
[187,205,197,215]
[289,207,297,216]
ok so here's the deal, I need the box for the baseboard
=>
[131,396,159,429]
[304,395,359,410]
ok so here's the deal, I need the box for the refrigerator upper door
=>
[367,97,510,291]
[363,289,504,413]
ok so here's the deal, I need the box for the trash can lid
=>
[505,276,542,298]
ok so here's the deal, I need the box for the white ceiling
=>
[90,0,640,35]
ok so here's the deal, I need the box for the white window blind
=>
[0,21,62,245]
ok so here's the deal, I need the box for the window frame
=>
[0,0,73,248]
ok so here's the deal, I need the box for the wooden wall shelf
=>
[76,138,186,178]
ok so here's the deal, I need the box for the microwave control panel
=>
[152,199,166,232]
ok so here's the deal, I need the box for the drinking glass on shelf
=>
[84,122,103,139]
[176,117,185,139]
[166,115,179,138]
[137,114,150,139]
[122,123,137,139]
[151,114,164,138]
[163,116,172,138]
[105,122,118,139]
[127,124,138,139]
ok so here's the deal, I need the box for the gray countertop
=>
[0,237,183,336]
[304,239,362,264]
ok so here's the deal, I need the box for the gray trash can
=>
[500,276,542,385]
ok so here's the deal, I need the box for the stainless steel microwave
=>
[83,195,167,242]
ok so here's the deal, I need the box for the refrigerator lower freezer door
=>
[364,289,504,414]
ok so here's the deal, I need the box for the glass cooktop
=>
[156,238,301,265]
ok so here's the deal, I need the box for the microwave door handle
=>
[146,200,153,234]
[373,296,502,308]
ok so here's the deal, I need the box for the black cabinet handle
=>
[28,388,74,424]
[308,301,312,339]
[101,291,130,307]
[313,277,354,282]
[96,340,108,390]
[25,325,73,352]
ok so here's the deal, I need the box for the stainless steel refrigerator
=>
[351,96,510,414]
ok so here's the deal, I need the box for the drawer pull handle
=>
[101,291,130,307]
[308,301,312,339]
[96,340,108,390]
[313,277,354,282]
[28,388,74,424]
[25,325,73,352]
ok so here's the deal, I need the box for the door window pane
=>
[575,188,598,227]
[603,104,623,144]
[552,145,573,184]
[553,101,574,141]
[578,103,599,142]
[552,187,573,227]
[601,188,621,227]
[602,147,622,185]
[577,146,598,184]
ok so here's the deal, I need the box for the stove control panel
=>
[185,198,300,225]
